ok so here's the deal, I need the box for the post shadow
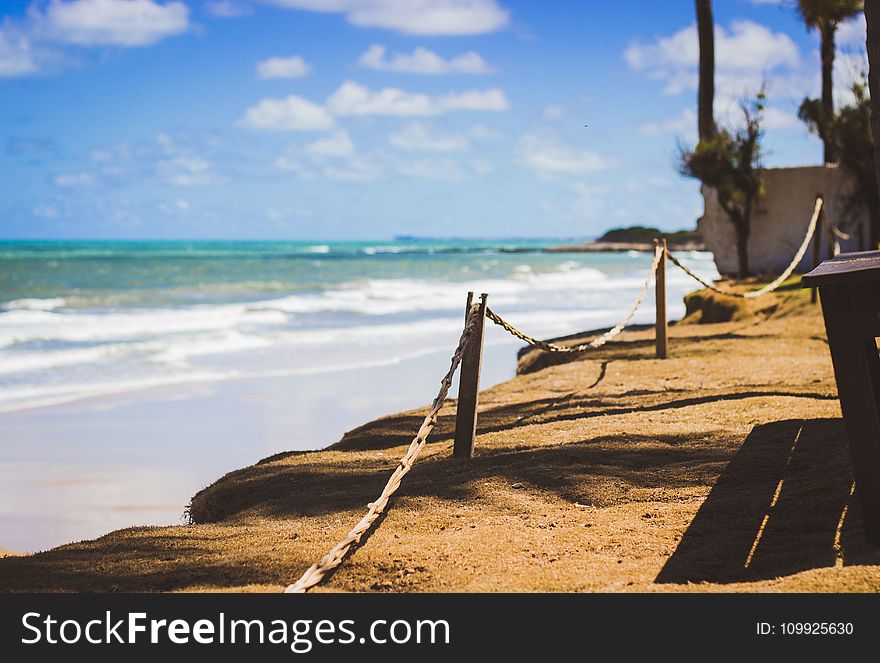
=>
[656,418,877,585]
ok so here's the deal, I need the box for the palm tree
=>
[866,0,880,247]
[796,0,864,163]
[696,0,717,142]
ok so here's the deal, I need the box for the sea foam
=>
[0,252,718,413]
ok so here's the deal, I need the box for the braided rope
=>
[484,245,662,353]
[666,196,823,299]
[284,304,481,593]
[829,223,851,241]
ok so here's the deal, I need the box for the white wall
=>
[697,165,870,276]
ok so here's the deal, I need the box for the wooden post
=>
[811,207,824,304]
[654,239,668,359]
[453,292,487,458]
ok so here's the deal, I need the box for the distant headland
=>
[546,226,705,253]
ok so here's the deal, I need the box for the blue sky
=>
[0,0,869,240]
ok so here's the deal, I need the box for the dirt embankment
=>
[1,284,878,592]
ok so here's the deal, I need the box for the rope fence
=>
[830,224,851,242]
[484,244,663,353]
[283,192,847,593]
[666,195,824,299]
[285,303,482,593]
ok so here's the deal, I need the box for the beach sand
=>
[1,284,879,592]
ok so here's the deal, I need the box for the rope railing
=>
[830,224,852,242]
[666,195,824,299]
[285,303,482,593]
[283,193,838,594]
[485,244,663,353]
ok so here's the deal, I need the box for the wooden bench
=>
[803,250,880,543]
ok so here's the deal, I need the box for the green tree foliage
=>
[795,0,865,163]
[800,81,878,242]
[681,92,766,278]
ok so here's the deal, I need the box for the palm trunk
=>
[696,0,716,142]
[867,0,880,247]
[820,21,837,164]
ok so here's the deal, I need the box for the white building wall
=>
[697,165,870,276]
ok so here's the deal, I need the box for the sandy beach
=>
[2,282,878,592]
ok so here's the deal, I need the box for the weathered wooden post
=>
[453,292,487,458]
[811,204,825,304]
[654,238,668,359]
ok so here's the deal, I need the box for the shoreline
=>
[2,284,879,592]
[0,255,706,554]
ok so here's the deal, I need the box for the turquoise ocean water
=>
[0,239,719,415]
[0,239,721,551]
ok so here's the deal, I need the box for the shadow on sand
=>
[656,418,880,584]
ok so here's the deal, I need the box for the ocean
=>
[0,239,719,551]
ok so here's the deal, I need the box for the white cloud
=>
[635,19,799,70]
[205,1,253,17]
[397,156,465,180]
[543,105,565,119]
[157,155,218,186]
[54,171,98,187]
[0,23,38,77]
[625,20,799,97]
[837,13,866,48]
[256,55,310,79]
[471,157,493,174]
[625,19,835,134]
[570,181,609,219]
[90,143,132,161]
[151,133,222,186]
[321,158,382,181]
[158,197,190,215]
[276,129,380,181]
[33,203,60,219]
[641,104,800,140]
[43,0,189,47]
[390,122,469,151]
[325,80,509,116]
[325,81,432,115]
[761,106,801,131]
[517,134,605,175]
[440,88,509,111]
[1,0,189,78]
[639,108,697,140]
[303,130,355,158]
[79,132,226,189]
[357,44,493,74]
[261,0,509,36]
[834,50,869,107]
[276,127,487,183]
[240,95,336,131]
[469,122,502,140]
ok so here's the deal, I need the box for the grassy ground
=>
[1,283,879,592]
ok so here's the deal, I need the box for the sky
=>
[0,0,870,240]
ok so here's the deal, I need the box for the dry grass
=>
[1,285,879,593]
